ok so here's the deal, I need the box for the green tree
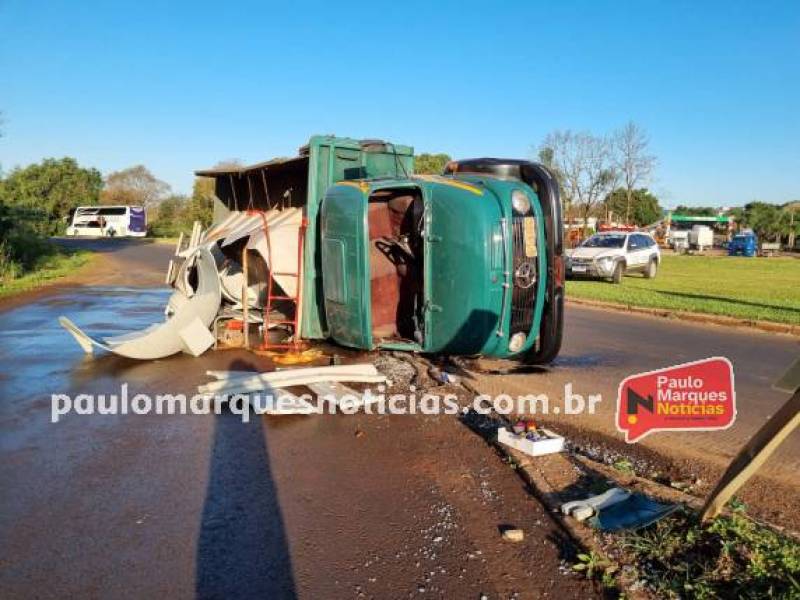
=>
[186,176,215,227]
[674,205,717,217]
[148,195,188,237]
[604,188,662,226]
[740,201,782,241]
[0,157,102,234]
[414,153,452,175]
[780,202,799,248]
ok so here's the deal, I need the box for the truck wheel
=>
[611,261,624,284]
[644,258,658,279]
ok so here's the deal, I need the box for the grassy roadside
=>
[611,505,800,598]
[567,255,800,325]
[0,246,92,298]
[470,399,800,598]
[570,503,800,597]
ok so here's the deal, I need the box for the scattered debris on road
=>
[198,363,385,397]
[561,487,631,522]
[500,528,525,543]
[59,246,222,359]
[588,493,678,531]
[497,424,564,457]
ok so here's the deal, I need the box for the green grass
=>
[0,247,92,298]
[567,255,800,325]
[616,507,800,598]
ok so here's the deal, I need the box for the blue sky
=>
[1,0,798,207]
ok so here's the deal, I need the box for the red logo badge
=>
[617,357,736,443]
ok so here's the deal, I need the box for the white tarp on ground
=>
[59,247,222,359]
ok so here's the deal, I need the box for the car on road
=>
[566,231,660,283]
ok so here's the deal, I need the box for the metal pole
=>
[230,174,239,211]
[242,246,249,349]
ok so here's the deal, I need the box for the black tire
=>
[611,261,624,284]
[644,258,657,279]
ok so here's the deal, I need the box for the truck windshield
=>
[582,234,626,248]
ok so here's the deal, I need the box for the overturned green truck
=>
[196,136,564,364]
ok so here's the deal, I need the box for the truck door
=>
[319,185,373,349]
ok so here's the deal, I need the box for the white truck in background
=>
[689,225,713,251]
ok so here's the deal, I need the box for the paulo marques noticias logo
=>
[616,357,736,443]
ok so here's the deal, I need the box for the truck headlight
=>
[511,190,531,214]
[509,332,527,352]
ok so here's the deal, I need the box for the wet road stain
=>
[0,286,171,417]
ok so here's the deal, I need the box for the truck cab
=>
[728,232,757,257]
[321,161,563,363]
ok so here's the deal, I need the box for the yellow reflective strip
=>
[335,181,369,193]
[413,174,484,196]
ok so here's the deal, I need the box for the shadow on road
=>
[196,359,296,599]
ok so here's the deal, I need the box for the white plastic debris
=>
[497,426,564,457]
[59,247,221,359]
[307,381,381,411]
[60,207,307,361]
[198,364,386,396]
[249,389,316,415]
[561,487,632,522]
[178,316,217,357]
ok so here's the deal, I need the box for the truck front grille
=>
[510,215,537,335]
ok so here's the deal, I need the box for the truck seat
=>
[368,203,393,240]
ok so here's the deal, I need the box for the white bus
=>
[66,206,147,237]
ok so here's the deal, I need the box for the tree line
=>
[0,157,221,279]
[0,158,218,236]
[536,122,799,246]
[537,121,660,231]
[676,201,799,245]
[0,145,796,278]
[0,152,450,246]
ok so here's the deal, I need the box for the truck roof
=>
[195,155,307,177]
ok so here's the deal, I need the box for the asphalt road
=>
[0,239,598,599]
[472,304,799,480]
[0,238,797,597]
